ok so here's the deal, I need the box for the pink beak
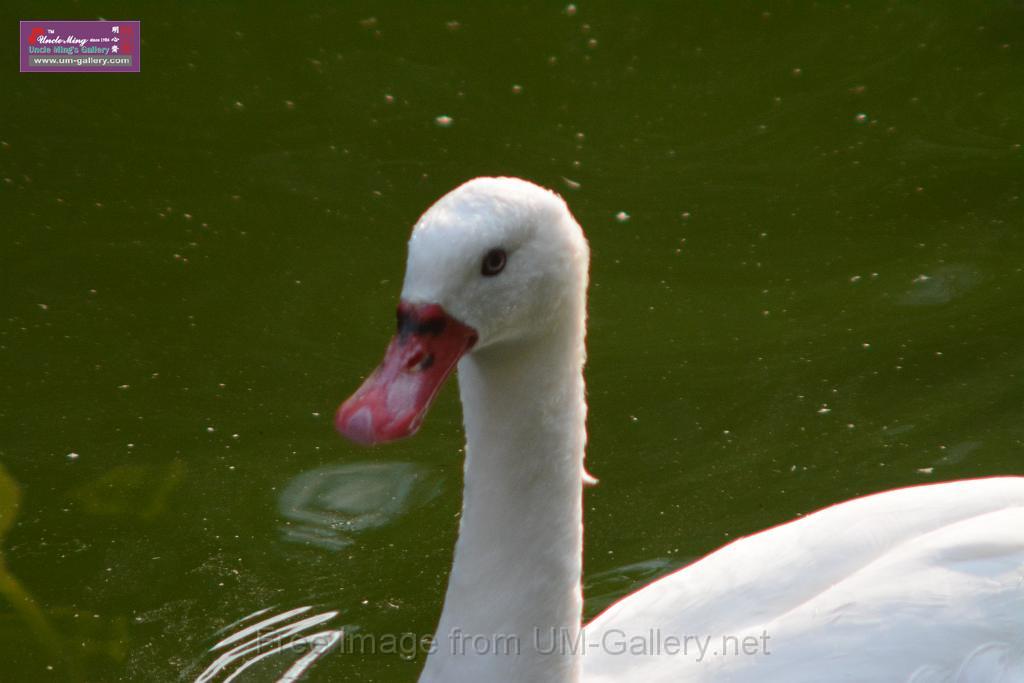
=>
[335,301,478,445]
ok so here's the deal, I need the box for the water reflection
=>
[278,462,443,551]
[194,605,344,683]
[0,464,76,677]
[69,459,186,521]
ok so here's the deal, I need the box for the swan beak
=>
[335,301,478,445]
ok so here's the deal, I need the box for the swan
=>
[334,177,1024,682]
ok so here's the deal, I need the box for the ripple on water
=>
[584,558,681,618]
[898,264,981,307]
[194,605,345,682]
[278,462,443,551]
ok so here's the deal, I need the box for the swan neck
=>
[420,318,586,683]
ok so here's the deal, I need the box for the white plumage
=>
[338,177,1024,682]
[584,477,1024,682]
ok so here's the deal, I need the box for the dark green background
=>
[2,2,1023,681]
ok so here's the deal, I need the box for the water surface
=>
[2,2,1023,680]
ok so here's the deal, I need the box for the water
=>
[2,2,1023,680]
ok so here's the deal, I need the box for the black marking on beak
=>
[396,308,448,340]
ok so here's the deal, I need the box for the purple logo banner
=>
[20,20,140,72]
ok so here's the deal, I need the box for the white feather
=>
[389,178,1024,682]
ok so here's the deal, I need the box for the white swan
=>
[335,177,1024,682]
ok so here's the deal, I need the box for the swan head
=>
[336,176,588,445]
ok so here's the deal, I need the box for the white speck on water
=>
[565,3,577,16]
[232,433,240,439]
[206,426,215,433]
[284,100,296,110]
[681,211,691,220]
[855,113,868,123]
[38,303,49,310]
[66,452,79,460]
[862,342,871,349]
[511,84,523,95]
[792,67,802,77]
[232,101,245,111]
[312,412,321,418]
[850,274,862,283]
[615,211,631,223]
[118,384,130,390]
[917,467,934,475]
[561,177,581,190]
[384,94,395,104]
[912,274,931,283]
[817,405,831,414]
[434,115,453,127]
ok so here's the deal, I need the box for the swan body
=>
[584,477,1024,682]
[335,177,1024,682]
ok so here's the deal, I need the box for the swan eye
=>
[481,248,507,277]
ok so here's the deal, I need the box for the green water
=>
[3,2,1023,681]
